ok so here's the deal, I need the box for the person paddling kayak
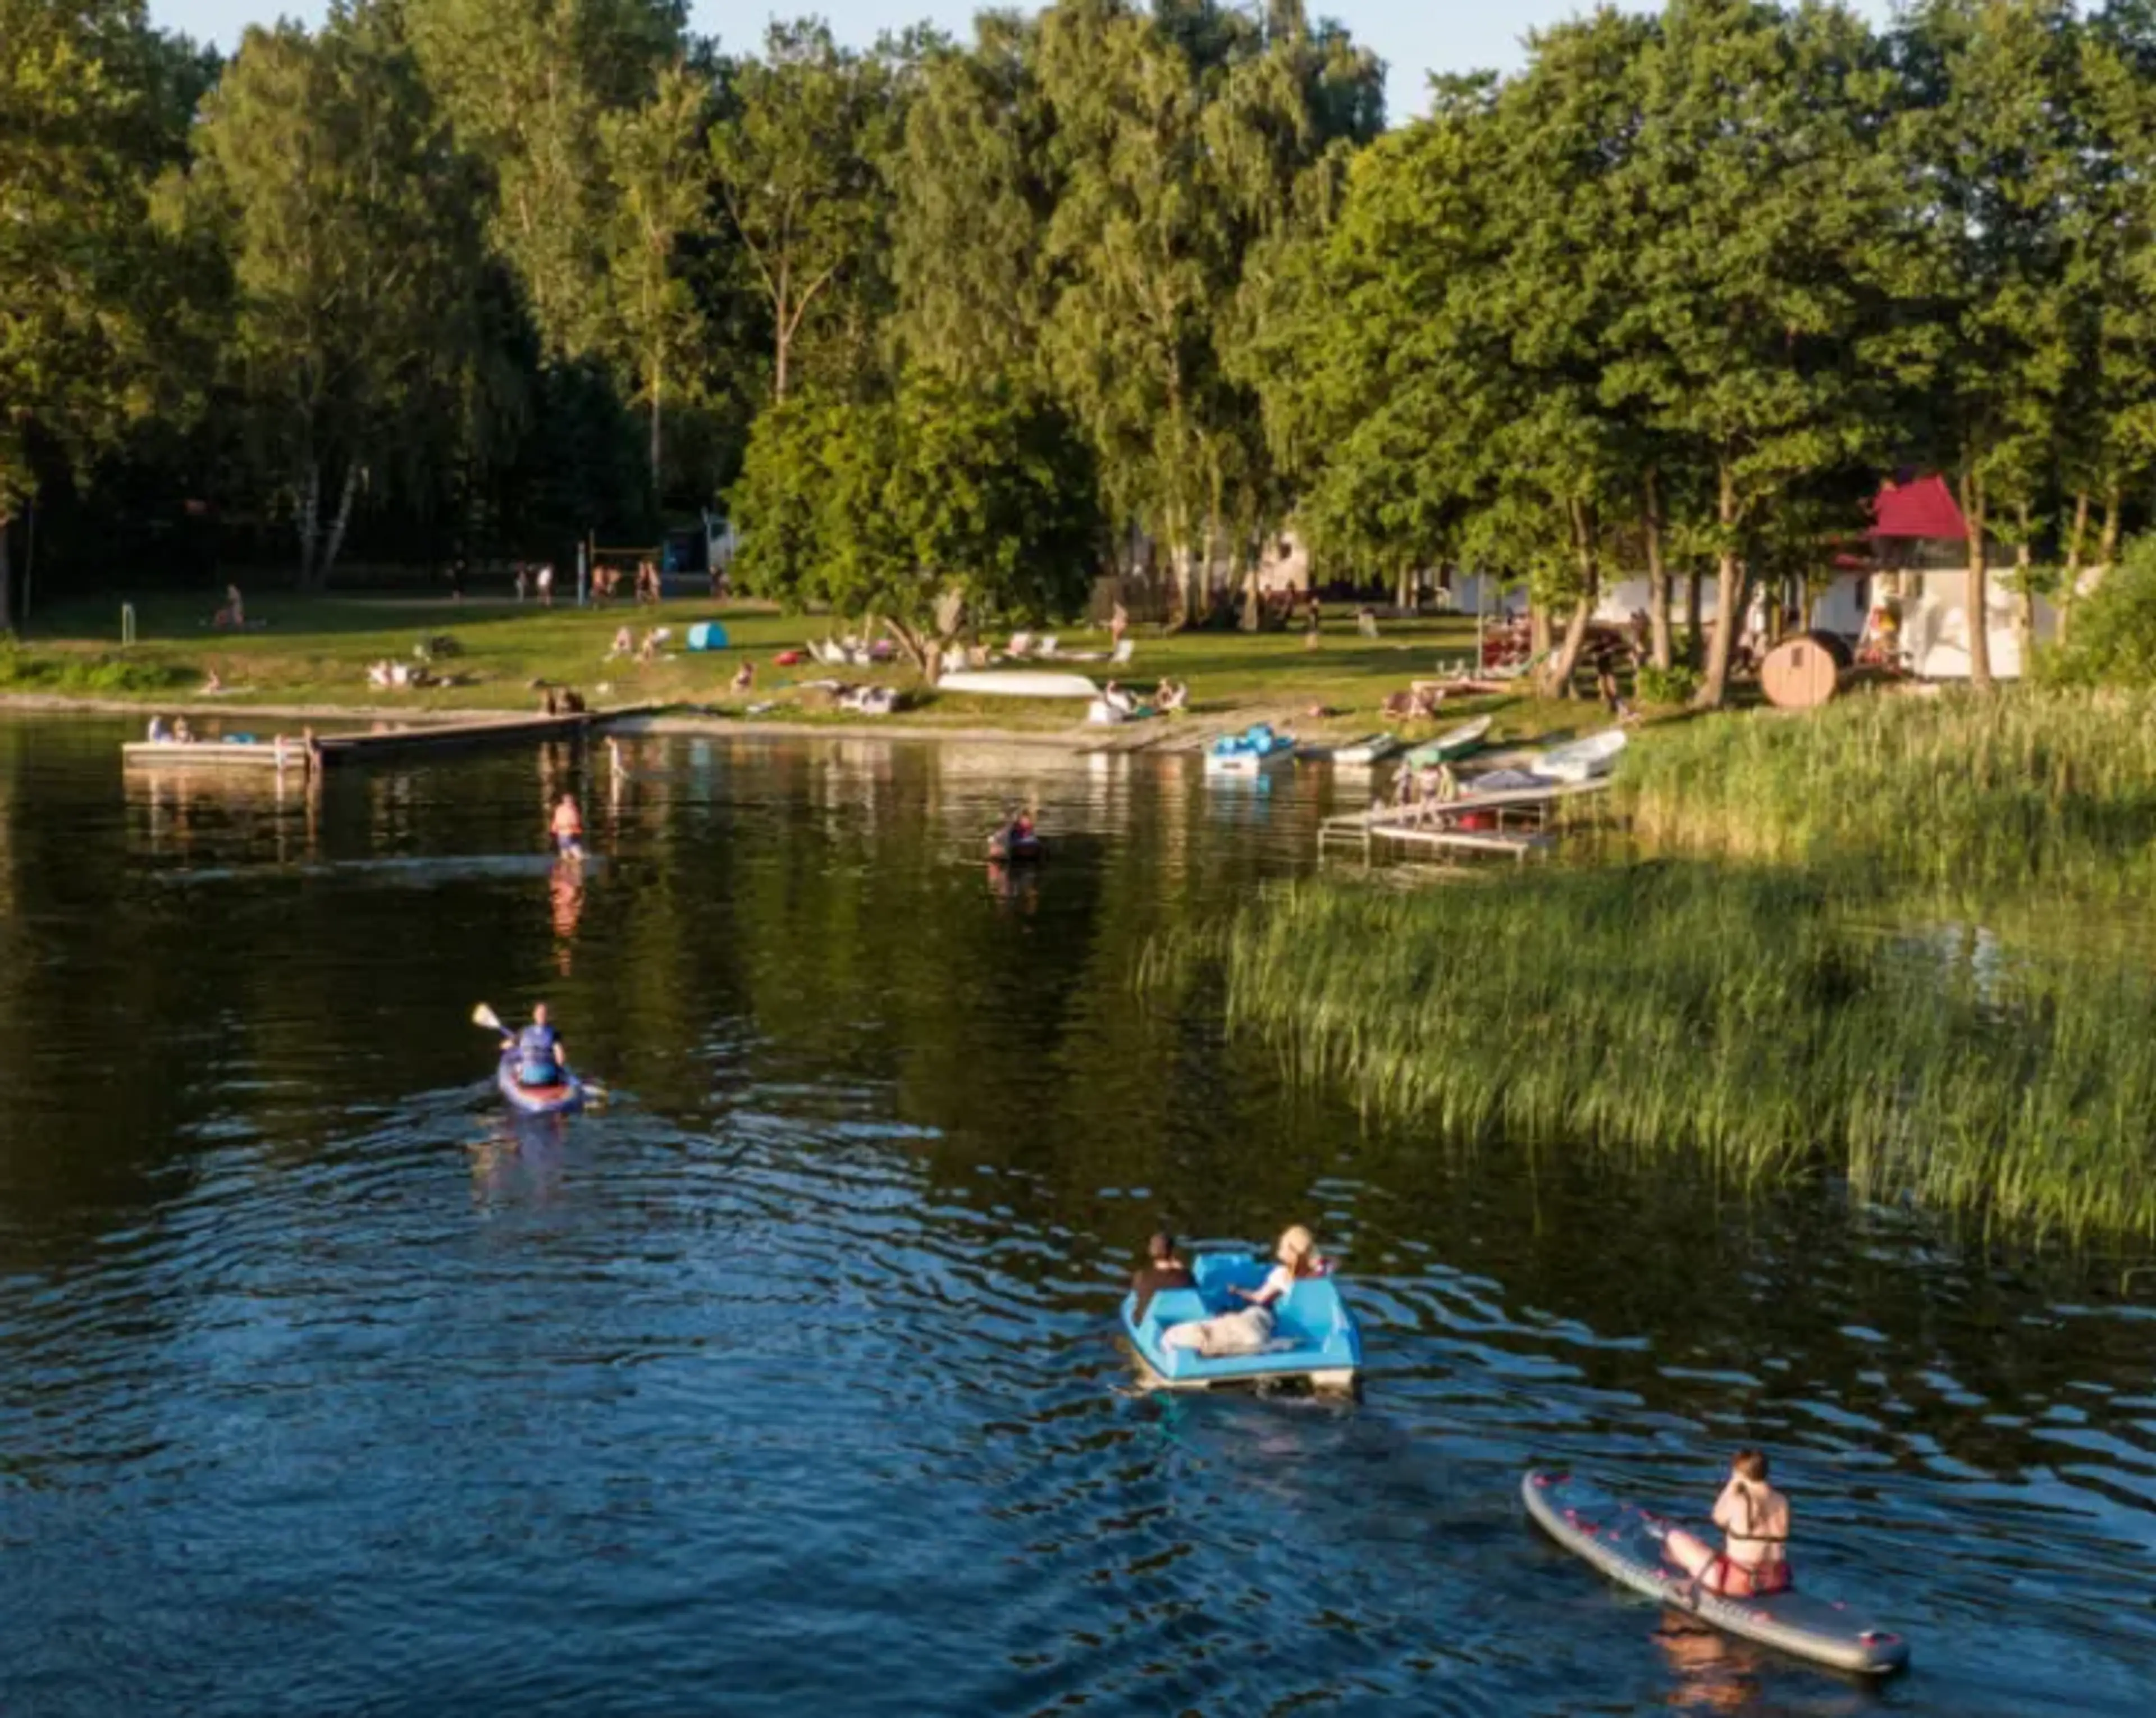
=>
[550,793,584,858]
[503,1003,569,1089]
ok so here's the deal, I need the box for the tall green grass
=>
[1146,865,2156,1241]
[0,642,186,696]
[1620,688,2156,894]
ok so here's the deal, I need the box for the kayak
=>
[496,1050,584,1116]
[1404,715,1493,768]
[1521,1471,1910,1677]
[1122,1248,1362,1391]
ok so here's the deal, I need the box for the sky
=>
[146,2,1896,129]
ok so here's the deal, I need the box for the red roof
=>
[1870,476,1968,542]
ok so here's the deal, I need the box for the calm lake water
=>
[2,716,2153,1717]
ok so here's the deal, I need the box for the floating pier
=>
[1318,777,1611,864]
[123,709,626,775]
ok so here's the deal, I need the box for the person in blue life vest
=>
[504,1003,569,1089]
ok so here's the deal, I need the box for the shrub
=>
[1635,662,1701,704]
[2045,534,2156,688]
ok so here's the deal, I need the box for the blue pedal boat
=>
[496,1050,584,1116]
[1121,1248,1363,1391]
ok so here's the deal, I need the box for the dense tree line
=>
[11,1,2156,700]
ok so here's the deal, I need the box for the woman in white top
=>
[1162,1225,1324,1357]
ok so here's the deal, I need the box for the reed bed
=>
[1620,688,2156,894]
[1148,866,2156,1242]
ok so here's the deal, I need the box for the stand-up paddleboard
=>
[1522,1472,1910,1677]
[496,1050,584,1116]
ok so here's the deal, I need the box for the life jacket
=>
[515,1023,560,1084]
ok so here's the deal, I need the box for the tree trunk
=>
[2012,500,2035,660]
[0,509,13,636]
[318,462,362,591]
[2059,490,2089,645]
[1959,472,1992,691]
[296,462,321,591]
[1643,469,1671,670]
[1694,464,1744,709]
[1685,569,1705,666]
[1537,497,1597,697]
[649,353,664,496]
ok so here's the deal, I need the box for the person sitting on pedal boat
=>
[1161,1224,1326,1357]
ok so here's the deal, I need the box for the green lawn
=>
[2,593,1609,745]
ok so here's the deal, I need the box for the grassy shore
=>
[0,592,1596,745]
[1619,687,2156,894]
[1145,864,2156,1242]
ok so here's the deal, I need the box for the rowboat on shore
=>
[1533,729,1627,783]
[1403,715,1492,769]
[936,670,1100,700]
[1331,733,1401,766]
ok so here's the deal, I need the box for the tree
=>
[730,378,1099,674]
[601,61,712,493]
[1605,0,1911,707]
[1891,0,2085,689]
[194,7,484,587]
[1,0,176,627]
[709,20,905,402]
[406,0,683,362]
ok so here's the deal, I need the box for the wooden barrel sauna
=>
[1760,630,1854,710]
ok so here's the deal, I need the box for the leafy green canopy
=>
[729,381,1100,667]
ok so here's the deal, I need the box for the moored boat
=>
[1204,724,1298,775]
[1522,1471,1910,1677]
[1532,729,1627,783]
[1332,733,1401,766]
[1403,715,1493,768]
[496,1050,584,1116]
[1122,1247,1362,1391]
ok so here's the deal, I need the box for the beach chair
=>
[1037,635,1060,657]
[1111,638,1135,666]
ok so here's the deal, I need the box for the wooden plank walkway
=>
[123,737,312,772]
[122,709,655,774]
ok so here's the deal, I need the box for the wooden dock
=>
[124,710,615,774]
[1319,776,1611,863]
[123,735,313,772]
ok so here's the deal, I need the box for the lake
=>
[1,716,2152,1716]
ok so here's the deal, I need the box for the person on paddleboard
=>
[551,793,584,858]
[1657,1448,1793,1597]
[504,1003,569,1088]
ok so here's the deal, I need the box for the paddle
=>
[472,1001,608,1104]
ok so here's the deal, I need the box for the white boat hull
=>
[937,670,1099,700]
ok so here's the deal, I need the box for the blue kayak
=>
[496,1050,583,1116]
[1122,1248,1362,1391]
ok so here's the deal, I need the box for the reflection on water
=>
[0,717,2153,1716]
